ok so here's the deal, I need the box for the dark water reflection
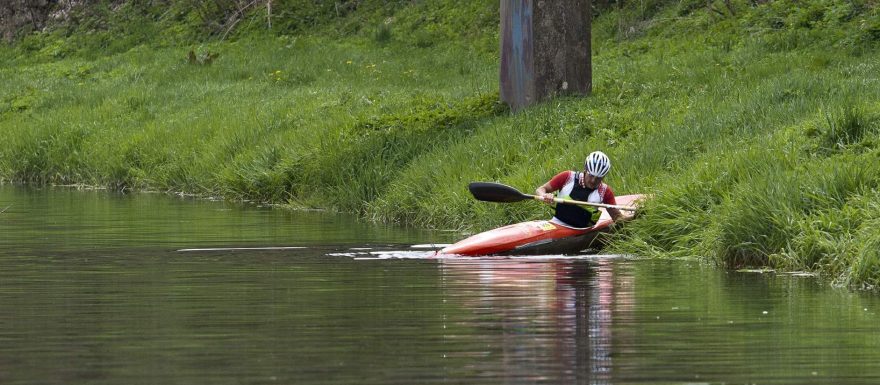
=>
[2,186,880,384]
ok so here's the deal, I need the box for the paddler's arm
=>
[607,207,625,222]
[535,182,556,204]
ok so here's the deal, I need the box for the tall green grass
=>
[0,35,498,199]
[2,0,880,288]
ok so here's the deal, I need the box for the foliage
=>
[1,0,498,60]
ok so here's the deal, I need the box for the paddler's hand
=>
[535,183,556,205]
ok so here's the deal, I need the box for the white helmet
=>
[584,151,611,177]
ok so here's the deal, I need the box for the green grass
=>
[3,0,880,289]
[0,34,499,197]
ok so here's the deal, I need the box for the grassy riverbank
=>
[2,0,880,288]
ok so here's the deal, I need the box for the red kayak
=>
[438,194,643,256]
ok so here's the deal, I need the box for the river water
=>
[1,186,879,384]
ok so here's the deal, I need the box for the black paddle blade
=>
[468,182,531,203]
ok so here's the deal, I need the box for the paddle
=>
[468,182,637,211]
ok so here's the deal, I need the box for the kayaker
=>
[535,151,624,229]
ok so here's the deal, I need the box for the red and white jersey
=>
[547,171,616,205]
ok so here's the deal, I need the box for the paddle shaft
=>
[467,181,638,211]
[526,193,637,211]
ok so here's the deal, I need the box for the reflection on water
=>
[0,185,441,254]
[434,257,880,384]
[3,186,880,384]
[439,258,631,385]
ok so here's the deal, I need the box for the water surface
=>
[1,186,879,384]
